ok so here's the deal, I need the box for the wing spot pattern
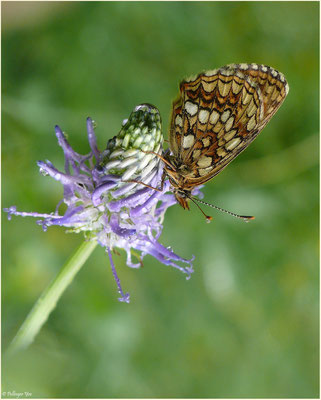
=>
[224,129,237,142]
[197,156,212,168]
[182,134,195,149]
[193,149,201,159]
[185,101,198,116]
[225,116,235,132]
[221,110,231,122]
[247,115,257,131]
[225,137,241,151]
[239,63,249,70]
[199,109,210,124]
[210,110,220,125]
[218,79,232,97]
[202,137,211,147]
[199,166,213,176]
[217,147,227,157]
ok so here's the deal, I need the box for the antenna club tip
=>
[206,216,212,223]
[243,215,255,223]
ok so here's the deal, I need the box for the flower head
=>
[5,104,197,302]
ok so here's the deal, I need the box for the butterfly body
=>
[162,153,194,209]
[163,63,289,209]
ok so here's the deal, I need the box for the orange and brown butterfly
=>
[162,63,289,220]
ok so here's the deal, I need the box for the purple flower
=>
[4,104,198,303]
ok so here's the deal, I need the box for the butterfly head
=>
[173,188,192,210]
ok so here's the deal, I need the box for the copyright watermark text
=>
[2,391,32,398]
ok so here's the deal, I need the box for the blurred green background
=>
[2,1,319,398]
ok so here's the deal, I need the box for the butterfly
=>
[162,63,289,219]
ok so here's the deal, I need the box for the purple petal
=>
[92,182,118,206]
[87,117,100,159]
[107,247,130,303]
[109,214,136,238]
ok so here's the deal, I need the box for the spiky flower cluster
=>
[5,104,196,302]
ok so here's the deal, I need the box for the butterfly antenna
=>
[191,196,255,222]
[188,196,213,223]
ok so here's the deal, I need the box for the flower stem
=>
[6,240,98,357]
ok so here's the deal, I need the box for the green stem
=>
[6,240,98,356]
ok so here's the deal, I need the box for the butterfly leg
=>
[122,169,167,193]
[140,150,175,170]
[121,179,163,192]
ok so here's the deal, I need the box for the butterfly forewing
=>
[167,63,289,190]
[235,63,289,131]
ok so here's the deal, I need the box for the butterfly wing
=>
[169,63,289,186]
